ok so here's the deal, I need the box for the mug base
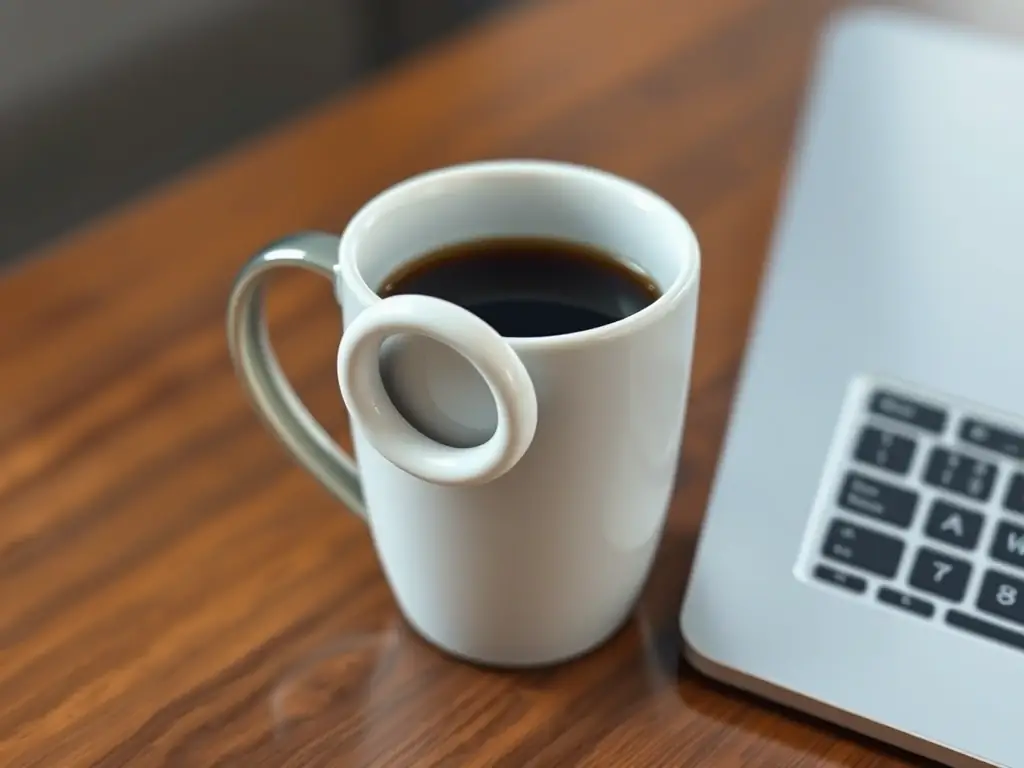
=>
[400,610,634,670]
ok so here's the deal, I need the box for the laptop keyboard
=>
[807,383,1024,654]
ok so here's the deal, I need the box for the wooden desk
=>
[0,0,980,764]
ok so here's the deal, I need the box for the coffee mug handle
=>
[226,232,365,517]
[338,294,538,486]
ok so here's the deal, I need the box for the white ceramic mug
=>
[227,160,700,667]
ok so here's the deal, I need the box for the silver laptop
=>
[679,7,1024,768]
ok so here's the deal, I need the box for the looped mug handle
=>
[338,294,538,485]
[226,232,365,516]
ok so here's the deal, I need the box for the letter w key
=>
[990,520,1024,568]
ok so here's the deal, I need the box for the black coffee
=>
[378,237,660,338]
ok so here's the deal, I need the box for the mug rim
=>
[337,159,700,350]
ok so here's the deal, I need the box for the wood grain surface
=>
[0,0,998,765]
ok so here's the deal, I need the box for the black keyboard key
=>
[837,472,917,528]
[1006,473,1024,515]
[923,499,984,551]
[822,519,904,578]
[976,570,1024,627]
[990,520,1024,570]
[813,564,867,594]
[960,418,1024,460]
[853,426,916,475]
[922,447,997,502]
[869,390,947,434]
[947,610,1024,653]
[908,547,971,602]
[877,586,935,618]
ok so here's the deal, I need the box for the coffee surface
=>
[378,237,660,338]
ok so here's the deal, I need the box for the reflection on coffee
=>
[379,237,661,338]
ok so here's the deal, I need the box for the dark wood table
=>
[3,0,1001,765]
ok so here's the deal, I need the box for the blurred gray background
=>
[0,0,515,264]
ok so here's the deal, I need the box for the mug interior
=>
[340,160,698,339]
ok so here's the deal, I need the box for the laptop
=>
[679,7,1024,768]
